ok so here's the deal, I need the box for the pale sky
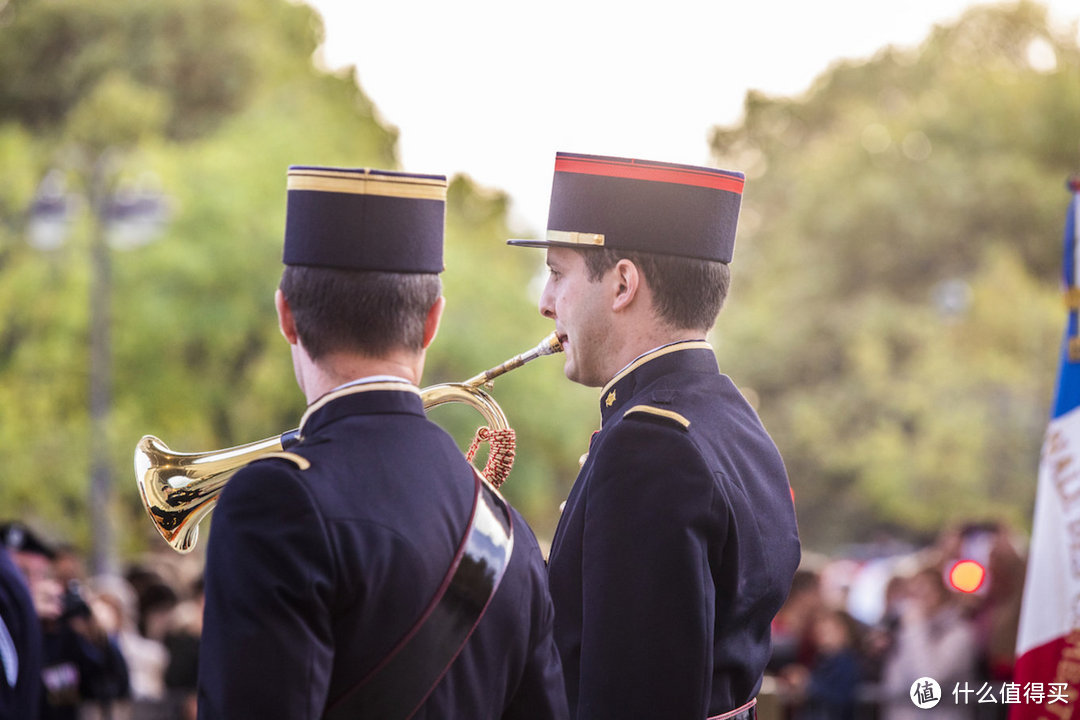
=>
[304,0,1079,235]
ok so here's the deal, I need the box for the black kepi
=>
[508,152,744,263]
[283,166,447,272]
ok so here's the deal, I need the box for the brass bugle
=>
[135,333,563,554]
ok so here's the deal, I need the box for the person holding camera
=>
[1,522,129,720]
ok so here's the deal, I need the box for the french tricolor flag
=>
[1011,178,1080,719]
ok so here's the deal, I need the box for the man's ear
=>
[611,258,641,313]
[422,296,446,350]
[275,288,299,345]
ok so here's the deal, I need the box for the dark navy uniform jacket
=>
[198,381,568,720]
[0,547,41,720]
[547,342,801,719]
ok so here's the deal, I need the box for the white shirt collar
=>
[329,375,413,393]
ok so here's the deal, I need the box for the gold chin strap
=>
[546,230,606,246]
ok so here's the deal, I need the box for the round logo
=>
[910,677,942,709]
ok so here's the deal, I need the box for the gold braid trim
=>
[466,427,516,489]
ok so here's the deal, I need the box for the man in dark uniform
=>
[0,524,43,720]
[197,166,568,720]
[508,153,801,719]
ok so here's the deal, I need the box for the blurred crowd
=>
[2,521,203,720]
[763,520,1026,720]
[1,518,1025,720]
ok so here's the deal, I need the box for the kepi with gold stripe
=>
[284,166,447,272]
[508,152,745,263]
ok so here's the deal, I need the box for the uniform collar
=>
[299,380,423,438]
[598,340,717,426]
[330,374,412,391]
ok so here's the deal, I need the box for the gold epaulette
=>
[259,452,312,470]
[622,405,690,429]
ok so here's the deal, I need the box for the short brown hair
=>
[581,248,730,331]
[279,265,441,360]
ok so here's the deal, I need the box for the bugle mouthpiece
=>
[535,332,563,356]
[465,333,565,388]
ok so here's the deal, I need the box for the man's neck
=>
[602,325,705,386]
[298,349,423,404]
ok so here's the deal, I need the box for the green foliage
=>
[0,0,589,560]
[0,0,301,141]
[710,1,1078,549]
[68,73,169,152]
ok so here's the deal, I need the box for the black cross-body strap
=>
[323,468,514,720]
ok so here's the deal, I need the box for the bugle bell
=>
[135,333,562,553]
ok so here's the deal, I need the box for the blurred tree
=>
[0,0,334,554]
[0,0,270,140]
[709,1,1079,548]
[0,0,589,559]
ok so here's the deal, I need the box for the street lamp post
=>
[28,163,170,575]
[88,161,115,577]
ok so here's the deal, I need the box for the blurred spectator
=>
[880,565,978,720]
[0,533,43,720]
[51,546,85,593]
[781,608,863,720]
[931,522,1026,680]
[88,574,169,718]
[770,569,824,675]
[126,567,179,633]
[163,577,202,720]
[1,522,130,720]
[861,572,908,687]
[970,523,1025,684]
[768,569,824,720]
[116,567,176,708]
[135,583,177,649]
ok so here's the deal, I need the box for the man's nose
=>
[538,279,556,319]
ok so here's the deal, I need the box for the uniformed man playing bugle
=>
[508,152,801,720]
[198,165,568,720]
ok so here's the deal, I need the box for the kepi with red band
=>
[508,152,745,263]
